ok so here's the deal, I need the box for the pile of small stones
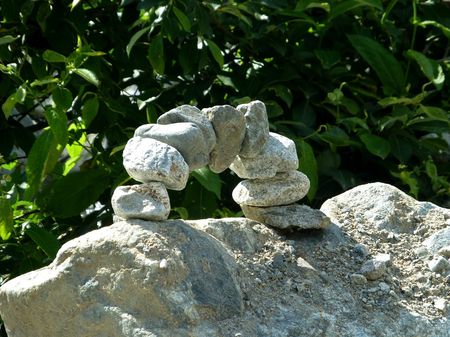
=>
[112,101,329,230]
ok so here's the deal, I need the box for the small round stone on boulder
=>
[230,132,299,179]
[232,171,310,207]
[236,100,270,158]
[157,105,217,154]
[123,137,189,190]
[134,122,209,171]
[202,105,246,173]
[111,183,170,220]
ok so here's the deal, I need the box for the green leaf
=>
[52,87,73,110]
[126,26,151,57]
[31,76,60,87]
[42,170,110,218]
[71,0,82,10]
[173,7,191,32]
[191,167,222,199]
[43,50,67,63]
[329,0,382,20]
[296,140,318,201]
[406,50,445,90]
[314,49,340,69]
[425,158,438,179]
[205,39,224,68]
[360,134,391,159]
[25,129,62,199]
[0,35,19,46]
[417,105,449,123]
[320,126,351,146]
[348,34,405,95]
[73,68,100,86]
[25,223,60,258]
[271,85,293,107]
[389,134,412,163]
[2,85,26,119]
[81,96,99,127]
[0,197,13,240]
[44,108,68,146]
[148,34,165,75]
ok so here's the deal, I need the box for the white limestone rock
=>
[232,171,310,207]
[123,136,189,190]
[134,122,210,171]
[202,105,246,173]
[320,182,450,233]
[0,219,243,337]
[237,100,270,158]
[111,183,170,220]
[157,105,216,154]
[230,132,299,179]
[241,203,331,230]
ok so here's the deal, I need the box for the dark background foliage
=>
[1,0,450,330]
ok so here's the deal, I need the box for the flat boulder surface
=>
[1,183,449,337]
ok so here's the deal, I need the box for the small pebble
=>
[350,273,367,285]
[353,244,370,258]
[438,245,450,258]
[414,246,429,258]
[159,259,168,269]
[378,282,390,293]
[434,298,447,311]
[428,256,450,273]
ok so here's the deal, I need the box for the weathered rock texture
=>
[202,105,246,173]
[111,183,170,220]
[134,122,209,171]
[2,183,449,337]
[236,100,269,158]
[230,132,298,179]
[232,171,310,207]
[0,219,243,337]
[123,137,189,190]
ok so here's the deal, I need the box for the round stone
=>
[123,136,189,190]
[134,122,209,171]
[111,183,170,220]
[232,170,310,207]
[230,132,299,179]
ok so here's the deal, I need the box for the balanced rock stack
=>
[112,101,329,230]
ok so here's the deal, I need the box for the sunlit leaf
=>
[0,197,13,240]
[25,224,60,258]
[73,68,100,86]
[407,50,445,90]
[0,35,19,46]
[126,26,151,57]
[205,39,224,68]
[43,50,67,63]
[191,167,222,199]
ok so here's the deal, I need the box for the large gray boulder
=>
[1,183,449,337]
[0,219,243,337]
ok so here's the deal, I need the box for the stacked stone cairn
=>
[112,101,328,230]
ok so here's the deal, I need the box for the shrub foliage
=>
[1,0,449,300]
